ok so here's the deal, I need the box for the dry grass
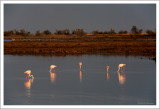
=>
[4,40,156,57]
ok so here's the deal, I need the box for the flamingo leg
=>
[121,67,123,74]
[117,67,120,72]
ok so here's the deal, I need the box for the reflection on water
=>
[79,70,82,82]
[106,66,110,80]
[117,65,126,85]
[50,72,56,83]
[24,78,34,97]
[4,55,156,105]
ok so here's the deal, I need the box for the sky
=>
[4,4,156,33]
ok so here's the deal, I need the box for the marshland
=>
[4,28,156,58]
[4,4,157,106]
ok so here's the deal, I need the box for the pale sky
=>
[4,4,156,33]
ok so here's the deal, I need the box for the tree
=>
[43,30,52,35]
[131,26,138,34]
[20,29,26,36]
[92,30,99,35]
[72,29,86,36]
[103,31,108,34]
[146,30,156,35]
[63,29,70,35]
[138,29,143,34]
[35,30,41,36]
[108,29,116,34]
[98,31,103,34]
[15,30,20,35]
[131,26,143,34]
[119,30,128,34]
[55,29,63,35]
[4,30,14,36]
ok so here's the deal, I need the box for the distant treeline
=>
[4,26,156,36]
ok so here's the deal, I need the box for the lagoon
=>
[4,55,156,105]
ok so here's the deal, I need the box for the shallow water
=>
[4,55,156,105]
[4,39,12,42]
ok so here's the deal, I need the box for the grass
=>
[4,40,156,57]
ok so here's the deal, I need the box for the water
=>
[4,55,156,105]
[4,39,12,42]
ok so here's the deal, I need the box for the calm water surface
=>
[4,55,156,105]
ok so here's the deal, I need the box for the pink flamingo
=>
[117,64,126,84]
[117,64,126,72]
[24,70,34,79]
[50,65,57,72]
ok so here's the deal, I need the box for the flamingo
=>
[106,66,109,72]
[24,70,34,79]
[50,65,57,72]
[117,64,126,84]
[106,66,110,80]
[117,64,126,72]
[79,62,82,71]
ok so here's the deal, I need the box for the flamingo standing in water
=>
[117,64,126,72]
[79,62,82,71]
[50,65,57,73]
[24,70,34,79]
[117,64,126,84]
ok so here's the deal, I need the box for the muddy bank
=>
[4,40,156,57]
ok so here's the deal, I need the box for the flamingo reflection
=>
[79,70,82,82]
[24,78,34,89]
[117,64,126,84]
[24,76,34,97]
[106,66,110,80]
[50,71,56,83]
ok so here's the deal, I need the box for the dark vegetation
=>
[4,26,156,37]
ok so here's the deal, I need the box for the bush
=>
[35,30,41,36]
[72,29,86,36]
[4,30,14,36]
[43,30,52,35]
[146,30,156,35]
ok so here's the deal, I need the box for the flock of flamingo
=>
[24,62,126,89]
